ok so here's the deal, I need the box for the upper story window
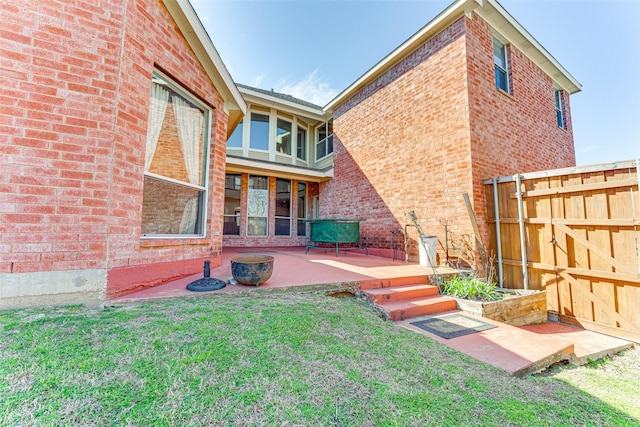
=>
[297,126,307,161]
[493,37,510,93]
[141,71,209,236]
[276,118,292,155]
[316,120,333,160]
[555,89,565,129]
[250,113,269,150]
[227,120,243,148]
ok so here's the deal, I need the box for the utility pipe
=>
[515,174,529,290]
[493,178,504,288]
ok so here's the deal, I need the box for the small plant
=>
[440,275,501,302]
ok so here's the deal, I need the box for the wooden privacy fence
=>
[483,160,640,342]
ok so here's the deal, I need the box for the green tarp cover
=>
[309,220,361,243]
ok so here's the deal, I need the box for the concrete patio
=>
[107,247,634,375]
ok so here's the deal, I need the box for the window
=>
[276,118,292,155]
[493,37,509,93]
[141,71,208,236]
[227,120,243,148]
[555,90,565,129]
[250,113,269,150]
[315,120,333,160]
[297,126,307,161]
[275,178,291,236]
[223,174,241,235]
[248,175,268,236]
[297,182,307,236]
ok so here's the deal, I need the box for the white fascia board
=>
[239,87,328,122]
[478,0,581,94]
[226,156,333,182]
[163,0,247,115]
[324,0,479,112]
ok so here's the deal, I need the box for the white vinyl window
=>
[555,89,565,129]
[315,120,333,160]
[493,37,510,93]
[141,71,209,236]
[248,175,269,236]
[275,178,291,236]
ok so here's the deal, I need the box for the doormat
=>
[410,313,496,339]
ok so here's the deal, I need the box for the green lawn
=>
[1,292,638,426]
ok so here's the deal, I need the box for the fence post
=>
[493,178,503,288]
[515,174,529,290]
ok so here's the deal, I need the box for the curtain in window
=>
[179,198,197,234]
[144,83,169,171]
[172,96,204,185]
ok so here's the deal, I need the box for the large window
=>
[250,113,269,150]
[493,37,509,93]
[297,126,307,161]
[297,182,307,236]
[248,175,269,236]
[141,71,208,236]
[227,120,243,148]
[555,89,565,129]
[275,178,291,236]
[276,118,292,155]
[223,174,241,235]
[315,120,333,160]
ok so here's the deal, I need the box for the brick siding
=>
[324,13,576,268]
[0,0,229,296]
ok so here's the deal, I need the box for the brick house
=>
[1,0,580,308]
[321,0,580,264]
[0,0,245,308]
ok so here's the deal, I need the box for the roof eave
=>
[239,86,328,122]
[324,0,479,112]
[163,0,247,115]
[478,0,581,94]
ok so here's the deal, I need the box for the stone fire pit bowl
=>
[230,255,274,287]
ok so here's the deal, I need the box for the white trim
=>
[226,156,333,182]
[162,0,246,114]
[324,0,581,111]
[239,86,326,121]
[143,172,207,192]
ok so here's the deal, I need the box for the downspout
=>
[515,174,529,290]
[493,178,503,288]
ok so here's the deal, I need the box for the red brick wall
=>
[0,0,229,296]
[325,18,473,262]
[465,14,576,252]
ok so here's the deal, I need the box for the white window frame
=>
[249,112,270,152]
[141,70,210,238]
[493,37,510,94]
[555,89,565,129]
[275,178,291,236]
[276,117,293,157]
[315,120,333,161]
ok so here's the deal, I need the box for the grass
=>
[1,292,638,426]
[440,276,502,302]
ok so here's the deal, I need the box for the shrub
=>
[440,276,501,302]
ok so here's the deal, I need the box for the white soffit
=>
[163,0,247,114]
[239,87,328,123]
[226,156,334,182]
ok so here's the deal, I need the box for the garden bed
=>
[453,289,547,326]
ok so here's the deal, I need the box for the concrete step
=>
[363,284,439,304]
[359,275,431,290]
[378,295,457,321]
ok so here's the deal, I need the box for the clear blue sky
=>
[191,0,640,166]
